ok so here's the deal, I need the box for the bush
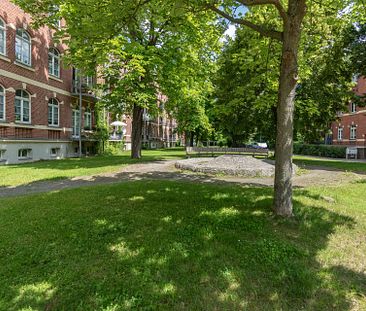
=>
[103,141,125,155]
[293,143,346,158]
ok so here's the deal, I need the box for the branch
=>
[208,5,283,42]
[236,0,288,22]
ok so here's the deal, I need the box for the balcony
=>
[72,77,97,100]
[109,133,123,141]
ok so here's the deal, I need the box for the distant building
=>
[106,108,180,150]
[0,0,97,164]
[330,76,366,158]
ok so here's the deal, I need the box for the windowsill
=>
[18,157,32,161]
[0,54,11,62]
[49,75,63,83]
[15,121,32,125]
[14,61,35,72]
[48,124,60,128]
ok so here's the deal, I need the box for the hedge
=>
[293,143,346,158]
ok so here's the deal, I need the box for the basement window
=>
[18,148,32,160]
[0,149,5,162]
[50,147,60,157]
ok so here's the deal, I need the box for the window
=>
[0,18,6,55]
[50,147,60,157]
[15,90,30,123]
[337,127,343,141]
[48,48,60,77]
[15,29,31,65]
[351,102,357,113]
[85,76,94,88]
[72,109,80,137]
[48,98,59,126]
[84,108,91,130]
[18,148,32,160]
[350,125,357,140]
[0,85,4,120]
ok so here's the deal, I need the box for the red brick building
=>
[331,76,366,158]
[0,0,97,164]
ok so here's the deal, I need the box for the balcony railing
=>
[72,78,96,98]
[109,133,123,141]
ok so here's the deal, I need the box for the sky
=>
[222,5,248,39]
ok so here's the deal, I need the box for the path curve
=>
[0,160,363,198]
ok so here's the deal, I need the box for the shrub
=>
[293,143,346,158]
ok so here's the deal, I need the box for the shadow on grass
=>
[0,181,364,310]
[0,150,186,188]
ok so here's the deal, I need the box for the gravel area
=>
[175,155,297,177]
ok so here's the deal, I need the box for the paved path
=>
[0,160,364,198]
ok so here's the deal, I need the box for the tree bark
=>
[131,104,144,159]
[190,132,194,147]
[273,0,306,217]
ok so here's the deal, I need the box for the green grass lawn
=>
[0,180,365,310]
[0,148,185,187]
[293,155,366,173]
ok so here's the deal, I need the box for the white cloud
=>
[224,24,237,39]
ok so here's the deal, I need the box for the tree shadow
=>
[0,181,364,310]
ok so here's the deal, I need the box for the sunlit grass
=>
[293,155,366,173]
[0,148,185,187]
[0,180,365,310]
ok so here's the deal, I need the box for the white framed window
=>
[15,90,31,123]
[15,29,31,65]
[0,18,6,55]
[72,109,80,137]
[84,108,91,130]
[48,98,59,126]
[48,48,60,77]
[0,85,5,121]
[337,127,343,141]
[350,125,357,140]
[84,75,94,88]
[18,148,32,160]
[50,147,60,157]
[0,149,6,161]
[351,102,357,113]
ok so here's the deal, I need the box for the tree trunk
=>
[131,104,144,159]
[273,0,306,217]
[190,132,194,147]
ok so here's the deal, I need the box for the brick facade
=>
[0,0,96,164]
[331,77,366,158]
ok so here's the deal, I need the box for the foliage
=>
[93,105,110,154]
[1,180,365,309]
[293,143,346,158]
[213,20,280,146]
[343,22,366,98]
[213,3,362,146]
[14,0,223,156]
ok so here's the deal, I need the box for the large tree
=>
[213,6,359,146]
[15,0,222,158]
[204,0,364,216]
[15,0,364,216]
